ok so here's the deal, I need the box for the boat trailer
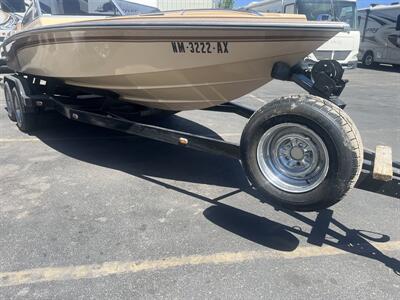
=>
[3,61,399,211]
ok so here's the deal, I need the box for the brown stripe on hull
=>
[14,36,330,52]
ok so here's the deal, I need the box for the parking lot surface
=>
[1,66,399,299]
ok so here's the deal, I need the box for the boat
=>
[1,0,348,110]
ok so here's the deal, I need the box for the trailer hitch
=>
[271,60,347,109]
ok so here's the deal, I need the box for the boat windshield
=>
[114,0,160,15]
[297,0,357,29]
[38,0,122,16]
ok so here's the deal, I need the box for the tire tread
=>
[241,94,363,211]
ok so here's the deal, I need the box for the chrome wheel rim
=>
[256,123,329,193]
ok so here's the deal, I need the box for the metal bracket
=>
[271,60,347,109]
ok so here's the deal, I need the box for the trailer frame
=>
[3,71,398,210]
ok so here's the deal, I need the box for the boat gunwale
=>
[4,21,349,47]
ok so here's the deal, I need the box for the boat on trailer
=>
[1,0,396,211]
[2,0,347,110]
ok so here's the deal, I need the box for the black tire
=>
[362,51,375,67]
[4,81,16,121]
[240,95,363,211]
[11,87,37,132]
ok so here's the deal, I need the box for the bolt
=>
[179,137,188,145]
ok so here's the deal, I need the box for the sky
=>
[233,0,395,8]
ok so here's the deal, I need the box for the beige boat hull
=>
[5,12,345,110]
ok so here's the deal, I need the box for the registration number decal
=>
[171,41,229,54]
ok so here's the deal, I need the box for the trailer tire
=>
[11,87,37,132]
[4,81,16,121]
[362,51,375,67]
[240,95,363,211]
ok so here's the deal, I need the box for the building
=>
[157,0,217,10]
[131,0,218,10]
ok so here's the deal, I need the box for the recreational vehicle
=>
[246,0,360,68]
[358,3,400,68]
[0,0,28,44]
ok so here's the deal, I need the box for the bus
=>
[358,3,400,68]
[245,0,360,69]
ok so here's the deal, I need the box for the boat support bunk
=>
[3,60,399,211]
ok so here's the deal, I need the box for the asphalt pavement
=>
[0,65,399,299]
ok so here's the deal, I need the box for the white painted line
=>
[1,241,399,287]
[219,133,241,137]
[0,134,242,143]
[0,138,40,142]
[0,137,134,143]
[248,94,266,103]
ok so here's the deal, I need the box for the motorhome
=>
[0,10,10,43]
[358,3,400,68]
[0,11,19,44]
[0,0,28,44]
[245,0,360,68]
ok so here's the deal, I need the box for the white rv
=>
[0,11,15,44]
[245,0,360,68]
[358,4,400,68]
[0,0,28,42]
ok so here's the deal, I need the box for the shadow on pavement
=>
[34,113,246,188]
[204,202,400,274]
[33,114,400,274]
